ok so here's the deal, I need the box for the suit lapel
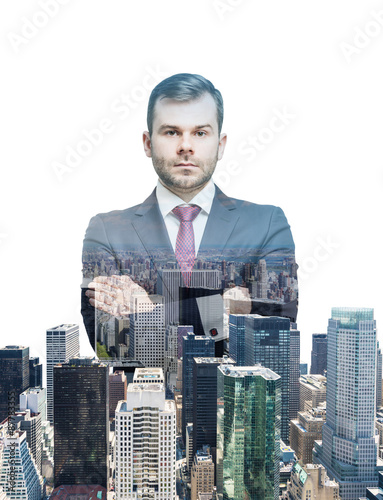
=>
[131,185,240,265]
[198,186,239,259]
[131,189,175,263]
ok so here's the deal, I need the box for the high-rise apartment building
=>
[129,293,165,369]
[54,357,109,488]
[0,345,29,422]
[216,365,281,500]
[46,324,79,423]
[244,315,291,442]
[182,333,215,441]
[313,307,382,499]
[191,448,215,500]
[115,379,176,499]
[310,334,327,375]
[0,430,43,500]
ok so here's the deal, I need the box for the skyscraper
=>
[244,315,291,442]
[115,378,176,499]
[0,430,43,500]
[129,293,165,369]
[313,307,382,499]
[289,328,300,421]
[216,365,281,500]
[54,357,109,488]
[377,341,382,410]
[46,324,79,423]
[182,333,215,441]
[0,345,29,422]
[310,333,327,375]
[192,357,235,462]
[20,387,47,423]
[109,370,127,419]
[228,314,246,366]
[29,357,43,388]
[12,409,42,474]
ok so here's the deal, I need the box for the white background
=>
[1,0,382,371]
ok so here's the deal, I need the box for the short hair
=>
[147,73,224,136]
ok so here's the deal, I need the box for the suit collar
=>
[132,184,240,261]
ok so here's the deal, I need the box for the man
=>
[81,73,298,360]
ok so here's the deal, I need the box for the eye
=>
[165,130,178,136]
[195,131,206,137]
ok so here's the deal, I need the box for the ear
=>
[217,133,227,161]
[142,131,152,158]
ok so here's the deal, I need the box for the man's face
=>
[143,93,226,197]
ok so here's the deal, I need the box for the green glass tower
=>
[216,365,281,500]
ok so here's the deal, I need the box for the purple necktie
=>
[172,205,201,287]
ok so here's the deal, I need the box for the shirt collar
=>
[156,180,216,218]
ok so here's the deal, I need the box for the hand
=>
[85,275,154,316]
[223,286,252,315]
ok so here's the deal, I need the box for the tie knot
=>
[172,205,201,223]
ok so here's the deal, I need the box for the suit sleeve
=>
[250,206,298,322]
[81,215,116,351]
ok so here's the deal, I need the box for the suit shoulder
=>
[223,194,286,218]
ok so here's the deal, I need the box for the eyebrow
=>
[158,124,214,132]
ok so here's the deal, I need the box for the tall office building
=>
[46,324,79,423]
[129,293,165,369]
[310,334,327,375]
[29,357,43,388]
[109,370,127,419]
[244,315,291,442]
[12,409,42,474]
[313,308,382,499]
[20,387,47,423]
[0,345,29,422]
[377,341,382,410]
[192,357,235,462]
[290,328,300,420]
[228,314,246,365]
[0,431,43,500]
[54,357,109,488]
[157,269,221,327]
[115,379,176,499]
[182,333,215,441]
[216,365,281,500]
[191,447,215,500]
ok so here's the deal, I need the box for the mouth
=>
[174,163,197,167]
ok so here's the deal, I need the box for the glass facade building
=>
[216,365,281,500]
[53,358,109,488]
[0,346,29,422]
[181,333,215,441]
[244,315,291,442]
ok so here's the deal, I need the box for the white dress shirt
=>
[155,179,216,256]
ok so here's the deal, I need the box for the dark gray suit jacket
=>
[81,185,298,351]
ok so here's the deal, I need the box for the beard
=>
[151,150,219,192]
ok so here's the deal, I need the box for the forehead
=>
[152,93,218,132]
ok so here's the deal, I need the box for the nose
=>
[177,133,194,155]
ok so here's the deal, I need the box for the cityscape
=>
[0,307,382,499]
